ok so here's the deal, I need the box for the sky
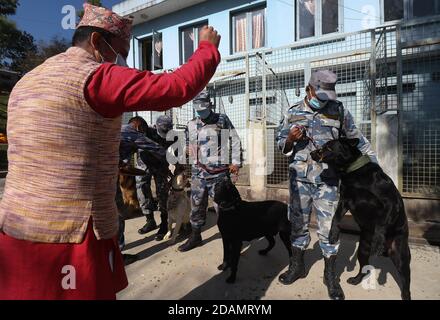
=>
[10,0,123,42]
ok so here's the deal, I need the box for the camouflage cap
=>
[308,70,338,101]
[156,115,173,131]
[193,90,213,112]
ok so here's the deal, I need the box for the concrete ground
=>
[0,178,438,300]
[118,210,440,300]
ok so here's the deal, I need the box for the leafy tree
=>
[12,36,69,74]
[0,0,37,71]
[0,0,18,16]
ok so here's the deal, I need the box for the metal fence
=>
[399,18,440,198]
[130,17,440,199]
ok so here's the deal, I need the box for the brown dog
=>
[117,166,145,217]
[163,172,191,244]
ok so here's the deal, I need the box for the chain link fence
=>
[399,19,440,197]
[127,17,440,199]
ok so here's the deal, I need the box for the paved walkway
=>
[118,211,440,300]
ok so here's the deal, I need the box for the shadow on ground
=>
[123,208,220,263]
[181,232,406,300]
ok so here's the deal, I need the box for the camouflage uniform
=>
[118,123,159,248]
[119,123,170,217]
[135,152,170,217]
[135,117,175,234]
[187,114,242,229]
[277,99,377,258]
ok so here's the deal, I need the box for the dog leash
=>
[197,162,231,175]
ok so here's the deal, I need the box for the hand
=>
[199,26,221,48]
[229,164,240,175]
[287,126,305,142]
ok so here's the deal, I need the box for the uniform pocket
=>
[291,152,309,178]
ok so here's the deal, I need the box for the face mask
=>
[100,39,128,67]
[197,109,212,120]
[309,97,328,110]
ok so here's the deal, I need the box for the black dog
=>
[214,178,292,284]
[310,138,411,300]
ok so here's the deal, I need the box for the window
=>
[232,6,266,54]
[412,0,440,18]
[322,0,339,35]
[140,32,163,71]
[180,22,207,64]
[298,0,315,39]
[297,0,341,40]
[384,0,404,22]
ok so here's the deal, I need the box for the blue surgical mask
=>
[197,109,212,120]
[101,39,128,67]
[309,97,328,110]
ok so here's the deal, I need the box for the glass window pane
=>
[153,33,163,70]
[234,13,247,53]
[141,37,152,71]
[413,0,437,18]
[252,9,265,49]
[322,0,339,34]
[384,0,404,21]
[182,27,195,63]
[298,0,316,39]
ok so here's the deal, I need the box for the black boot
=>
[178,227,202,252]
[155,212,168,241]
[138,212,157,235]
[323,255,345,300]
[279,247,307,285]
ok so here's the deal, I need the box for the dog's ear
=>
[347,138,359,148]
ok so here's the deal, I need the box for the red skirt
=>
[0,219,128,300]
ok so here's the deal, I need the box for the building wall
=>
[127,0,265,69]
[122,0,387,70]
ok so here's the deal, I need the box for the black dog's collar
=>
[345,155,371,174]
[171,186,185,192]
[218,204,236,211]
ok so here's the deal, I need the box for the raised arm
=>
[86,27,221,118]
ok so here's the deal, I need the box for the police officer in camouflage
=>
[118,116,151,250]
[276,70,378,300]
[136,115,176,241]
[178,90,242,252]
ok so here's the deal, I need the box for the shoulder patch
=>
[321,114,339,120]
[289,115,307,121]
